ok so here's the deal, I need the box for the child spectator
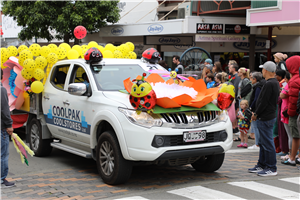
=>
[213,73,222,88]
[206,73,215,89]
[237,100,251,148]
[280,71,292,160]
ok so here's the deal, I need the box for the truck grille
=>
[151,130,228,148]
[159,111,218,129]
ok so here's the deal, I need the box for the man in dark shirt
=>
[248,61,279,176]
[172,55,184,74]
[1,69,15,187]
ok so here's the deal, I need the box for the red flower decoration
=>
[228,75,231,79]
[143,73,146,77]
[232,77,236,80]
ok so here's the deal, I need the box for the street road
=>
[1,129,299,200]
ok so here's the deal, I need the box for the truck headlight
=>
[118,108,163,128]
[218,110,228,122]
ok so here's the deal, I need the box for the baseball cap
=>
[259,61,276,73]
[205,58,212,64]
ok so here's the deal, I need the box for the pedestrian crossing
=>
[115,177,300,200]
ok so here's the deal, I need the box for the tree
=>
[1,0,120,44]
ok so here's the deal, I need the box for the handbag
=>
[282,109,289,118]
[244,108,252,119]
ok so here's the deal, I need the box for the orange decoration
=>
[124,73,218,109]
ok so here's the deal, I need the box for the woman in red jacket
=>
[282,56,300,166]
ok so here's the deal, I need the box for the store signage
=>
[233,37,277,50]
[147,24,164,34]
[225,24,250,34]
[111,27,124,35]
[174,41,196,50]
[145,36,193,45]
[195,34,248,42]
[196,23,223,34]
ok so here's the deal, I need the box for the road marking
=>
[228,181,300,199]
[115,196,149,200]
[280,177,300,185]
[168,185,246,199]
[227,149,259,153]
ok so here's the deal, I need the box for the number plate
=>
[183,130,206,142]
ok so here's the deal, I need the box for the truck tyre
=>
[191,153,225,173]
[96,131,132,185]
[29,118,52,157]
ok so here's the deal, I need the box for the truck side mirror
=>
[68,83,88,96]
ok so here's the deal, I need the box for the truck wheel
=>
[96,131,132,185]
[29,118,52,157]
[191,153,225,173]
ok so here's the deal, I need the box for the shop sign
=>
[225,24,250,34]
[111,27,124,35]
[196,23,223,34]
[233,37,277,50]
[147,24,164,34]
[195,34,248,42]
[145,36,193,45]
[174,41,196,50]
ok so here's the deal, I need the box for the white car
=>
[24,58,232,185]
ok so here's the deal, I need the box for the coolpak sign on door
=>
[195,34,248,42]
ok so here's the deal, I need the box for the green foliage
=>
[1,0,120,43]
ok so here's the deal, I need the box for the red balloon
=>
[74,26,87,39]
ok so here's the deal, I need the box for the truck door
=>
[60,64,92,144]
[42,63,72,139]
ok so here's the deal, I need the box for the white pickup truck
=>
[22,58,232,184]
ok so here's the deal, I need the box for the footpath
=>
[1,139,299,200]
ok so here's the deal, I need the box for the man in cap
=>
[249,61,279,176]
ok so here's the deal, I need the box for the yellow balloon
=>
[35,56,47,69]
[81,45,88,58]
[97,45,105,53]
[18,45,28,54]
[47,53,58,64]
[7,46,18,57]
[1,48,9,65]
[105,43,116,53]
[126,42,135,52]
[33,68,45,81]
[31,81,44,93]
[88,41,98,49]
[113,50,123,59]
[67,49,79,59]
[40,46,51,58]
[72,45,82,57]
[127,51,137,59]
[48,44,57,53]
[1,59,7,69]
[55,47,67,59]
[29,44,41,57]
[59,43,71,52]
[23,59,36,71]
[119,44,130,55]
[21,69,33,80]
[19,50,33,66]
[102,50,114,58]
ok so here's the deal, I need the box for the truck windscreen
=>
[93,64,150,91]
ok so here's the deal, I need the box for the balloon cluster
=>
[102,42,137,59]
[1,40,137,94]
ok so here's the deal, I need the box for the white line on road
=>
[167,185,246,200]
[280,177,300,185]
[226,149,259,154]
[228,181,300,200]
[115,196,149,200]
